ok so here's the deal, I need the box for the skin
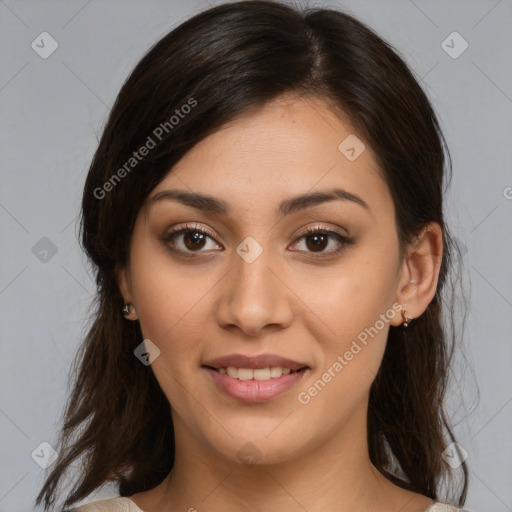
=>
[118,93,443,512]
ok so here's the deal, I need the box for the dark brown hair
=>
[36,1,469,509]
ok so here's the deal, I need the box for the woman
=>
[35,1,472,511]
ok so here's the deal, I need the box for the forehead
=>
[149,94,392,220]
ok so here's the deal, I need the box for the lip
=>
[202,353,310,403]
[203,367,309,403]
[202,353,308,371]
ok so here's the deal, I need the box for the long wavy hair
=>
[36,1,469,510]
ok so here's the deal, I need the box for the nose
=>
[214,242,294,338]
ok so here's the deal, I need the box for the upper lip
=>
[202,353,309,371]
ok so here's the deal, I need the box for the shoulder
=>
[68,496,143,512]
[424,501,472,512]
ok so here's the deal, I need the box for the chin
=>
[201,419,312,467]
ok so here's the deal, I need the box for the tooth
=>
[226,366,238,378]
[253,368,271,380]
[219,366,296,380]
[270,367,283,378]
[238,368,253,380]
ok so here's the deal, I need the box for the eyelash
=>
[160,222,355,260]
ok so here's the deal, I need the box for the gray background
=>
[1,1,511,511]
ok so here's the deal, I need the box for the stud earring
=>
[122,303,132,317]
[401,308,413,327]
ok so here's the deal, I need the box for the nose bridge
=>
[216,235,293,334]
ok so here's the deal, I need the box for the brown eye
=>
[304,232,329,252]
[182,231,207,250]
[161,223,354,259]
[162,223,222,254]
[291,226,355,258]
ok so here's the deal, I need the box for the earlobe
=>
[115,266,138,321]
[392,223,443,326]
[122,302,138,320]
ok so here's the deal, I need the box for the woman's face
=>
[119,93,412,466]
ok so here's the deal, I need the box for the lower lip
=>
[203,367,308,403]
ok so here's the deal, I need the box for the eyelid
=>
[167,222,218,240]
[296,223,349,238]
[164,222,349,241]
[161,221,354,256]
[161,222,223,250]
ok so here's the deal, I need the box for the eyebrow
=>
[149,187,370,216]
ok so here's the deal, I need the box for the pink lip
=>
[203,367,309,403]
[202,353,308,371]
[202,353,310,403]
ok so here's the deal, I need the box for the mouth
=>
[201,353,310,402]
[203,365,309,380]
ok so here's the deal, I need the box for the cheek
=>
[130,261,215,404]
[290,242,399,408]
[128,233,213,341]
[294,270,395,417]
[135,286,213,370]
[292,243,399,340]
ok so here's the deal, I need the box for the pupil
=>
[185,231,206,250]
[306,234,327,252]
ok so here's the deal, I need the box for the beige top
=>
[70,496,471,511]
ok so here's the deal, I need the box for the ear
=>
[115,265,138,321]
[390,222,443,326]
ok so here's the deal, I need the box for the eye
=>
[161,223,222,254]
[161,223,354,258]
[290,225,355,258]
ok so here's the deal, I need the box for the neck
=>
[134,403,430,512]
